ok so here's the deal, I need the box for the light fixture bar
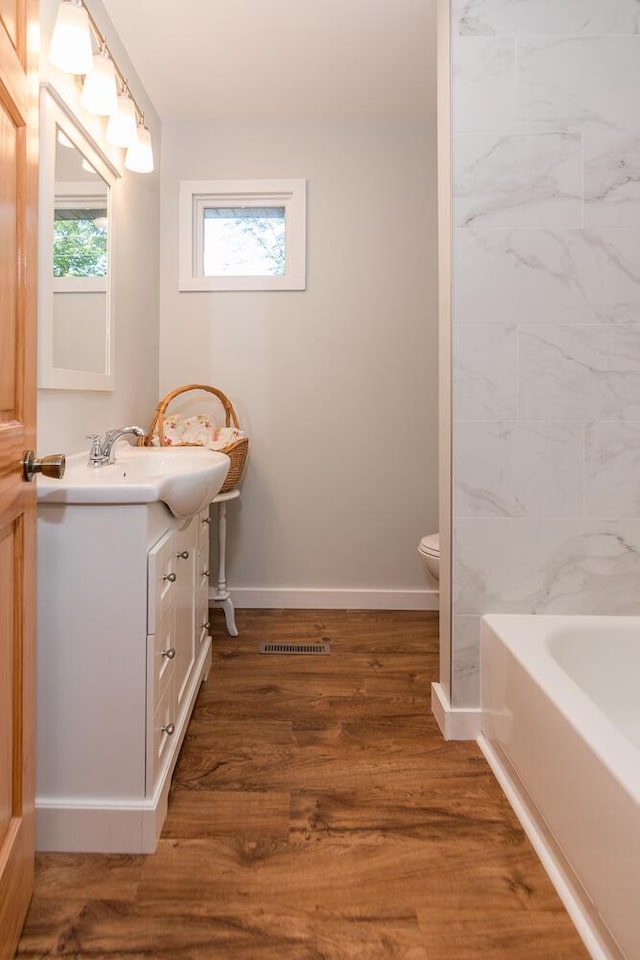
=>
[50,0,151,169]
[77,0,145,126]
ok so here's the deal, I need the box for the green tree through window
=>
[53,209,108,277]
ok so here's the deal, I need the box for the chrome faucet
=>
[87,425,146,466]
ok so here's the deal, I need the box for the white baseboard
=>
[431,682,481,740]
[210,587,439,611]
[36,789,167,855]
[477,735,624,960]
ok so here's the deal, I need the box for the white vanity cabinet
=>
[36,500,212,854]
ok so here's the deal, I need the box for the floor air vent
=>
[259,642,331,656]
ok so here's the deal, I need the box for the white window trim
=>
[53,277,107,293]
[179,178,306,292]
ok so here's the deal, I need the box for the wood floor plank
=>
[418,908,590,960]
[133,833,570,920]
[163,790,291,839]
[18,899,429,959]
[18,609,589,959]
[288,778,523,841]
[173,713,488,795]
[28,853,144,901]
[14,899,87,957]
[190,693,436,725]
[172,740,485,794]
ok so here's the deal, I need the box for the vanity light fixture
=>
[80,46,118,116]
[124,121,154,174]
[49,0,93,75]
[48,0,153,173]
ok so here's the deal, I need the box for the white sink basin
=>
[36,446,231,518]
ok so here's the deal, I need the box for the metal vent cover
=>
[259,642,331,656]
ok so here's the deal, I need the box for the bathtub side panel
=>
[481,619,640,960]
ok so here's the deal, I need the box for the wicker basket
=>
[141,383,248,494]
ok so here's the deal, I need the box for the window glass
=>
[203,206,285,277]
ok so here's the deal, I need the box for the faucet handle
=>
[87,434,105,465]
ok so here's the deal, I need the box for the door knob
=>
[22,451,66,482]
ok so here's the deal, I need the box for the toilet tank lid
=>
[419,533,439,557]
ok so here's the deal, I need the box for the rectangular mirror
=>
[39,83,119,391]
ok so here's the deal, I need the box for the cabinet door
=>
[174,518,197,715]
[145,603,177,796]
[147,527,178,635]
[146,677,176,796]
[196,506,211,645]
[147,601,177,715]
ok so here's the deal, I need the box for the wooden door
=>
[0,1,39,956]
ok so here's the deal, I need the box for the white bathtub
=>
[480,615,640,960]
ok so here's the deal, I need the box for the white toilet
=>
[418,533,440,587]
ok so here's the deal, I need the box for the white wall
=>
[160,118,438,607]
[450,0,640,707]
[37,0,161,453]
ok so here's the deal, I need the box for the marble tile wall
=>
[451,0,640,707]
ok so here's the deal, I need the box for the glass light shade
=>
[49,0,93,75]
[124,124,154,174]
[81,51,118,116]
[105,93,137,148]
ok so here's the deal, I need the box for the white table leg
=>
[213,500,238,637]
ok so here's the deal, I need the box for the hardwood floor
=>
[17,609,589,959]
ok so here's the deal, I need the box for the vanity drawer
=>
[196,510,211,595]
[197,506,210,557]
[195,508,211,641]
[196,560,210,602]
[146,679,176,795]
[147,527,178,633]
[197,612,210,649]
[147,603,176,714]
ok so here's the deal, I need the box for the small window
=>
[179,179,306,291]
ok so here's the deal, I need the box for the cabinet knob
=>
[202,516,211,525]
[176,550,189,559]
[162,647,176,660]
[202,569,211,578]
[201,621,210,631]
[163,572,177,582]
[161,722,175,736]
